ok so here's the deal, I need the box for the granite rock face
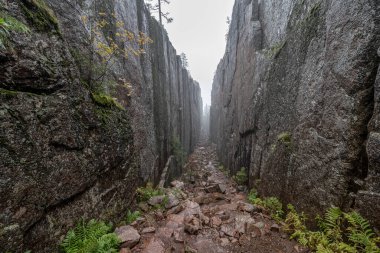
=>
[211,0,379,228]
[0,0,201,252]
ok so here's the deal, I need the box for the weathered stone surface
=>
[210,0,380,228]
[171,180,185,189]
[148,196,166,206]
[184,215,202,234]
[120,248,132,253]
[237,201,255,213]
[165,194,180,209]
[115,226,141,249]
[141,238,166,253]
[211,216,222,227]
[0,0,202,252]
[142,227,156,234]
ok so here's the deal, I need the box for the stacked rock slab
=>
[0,0,202,252]
[210,0,379,228]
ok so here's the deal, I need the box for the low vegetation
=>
[233,167,248,185]
[248,189,284,221]
[248,189,380,252]
[285,206,380,253]
[136,182,164,202]
[218,164,230,177]
[61,219,120,253]
[125,210,141,225]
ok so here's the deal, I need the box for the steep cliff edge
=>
[211,0,379,228]
[0,0,202,251]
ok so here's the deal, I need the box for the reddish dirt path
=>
[127,144,303,253]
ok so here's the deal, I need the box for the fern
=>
[247,190,284,222]
[283,205,380,253]
[319,207,344,242]
[344,212,379,253]
[126,210,141,225]
[283,204,307,234]
[61,219,120,253]
[136,182,164,202]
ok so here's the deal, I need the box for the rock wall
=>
[211,0,380,228]
[0,0,202,251]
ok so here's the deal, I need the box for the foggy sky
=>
[158,0,235,106]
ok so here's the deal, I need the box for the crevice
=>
[347,56,379,208]
[49,141,85,151]
[23,182,96,236]
[239,127,257,138]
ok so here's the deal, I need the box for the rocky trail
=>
[115,144,305,253]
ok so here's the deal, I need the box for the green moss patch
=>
[20,0,59,32]
[264,39,287,59]
[0,88,18,98]
[0,12,30,49]
[91,92,124,110]
[277,132,292,144]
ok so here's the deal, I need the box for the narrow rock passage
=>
[127,143,302,253]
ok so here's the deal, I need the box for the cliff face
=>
[0,0,202,251]
[211,0,379,227]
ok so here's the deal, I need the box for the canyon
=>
[1,0,380,252]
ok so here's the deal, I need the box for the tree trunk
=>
[158,0,162,24]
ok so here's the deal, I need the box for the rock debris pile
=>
[116,144,304,253]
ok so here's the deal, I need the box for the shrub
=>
[61,219,120,253]
[136,182,164,202]
[233,167,248,185]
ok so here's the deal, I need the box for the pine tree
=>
[180,53,188,68]
[146,0,173,24]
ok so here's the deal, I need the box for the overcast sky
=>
[157,0,235,106]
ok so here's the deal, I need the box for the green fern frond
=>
[61,219,120,253]
[283,204,307,235]
[319,207,344,242]
[345,212,374,238]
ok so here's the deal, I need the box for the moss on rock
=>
[20,0,59,32]
[0,88,18,98]
[91,92,124,110]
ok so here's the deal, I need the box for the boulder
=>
[141,227,156,234]
[115,226,140,249]
[165,194,180,209]
[148,196,166,206]
[184,215,202,234]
